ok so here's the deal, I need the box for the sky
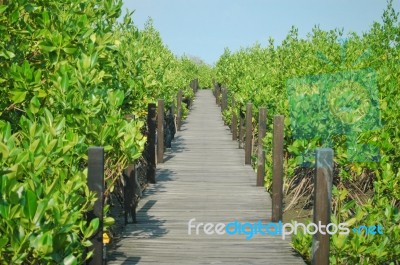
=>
[122,0,400,65]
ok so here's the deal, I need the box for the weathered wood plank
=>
[108,90,305,265]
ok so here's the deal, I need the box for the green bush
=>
[0,0,211,263]
[215,1,400,263]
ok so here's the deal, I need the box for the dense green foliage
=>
[0,0,208,263]
[215,2,399,264]
[2,0,398,263]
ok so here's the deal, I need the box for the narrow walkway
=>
[108,90,305,265]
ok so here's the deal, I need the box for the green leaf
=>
[29,138,41,153]
[37,89,47,98]
[55,117,65,134]
[33,199,48,225]
[104,216,115,226]
[42,11,50,27]
[39,42,56,53]
[0,142,9,159]
[108,90,125,107]
[29,96,41,114]
[30,232,53,255]
[84,218,99,239]
[62,254,77,265]
[0,203,9,219]
[332,234,348,249]
[0,5,8,14]
[34,155,47,169]
[24,190,37,221]
[81,240,92,247]
[63,47,77,54]
[0,237,8,249]
[61,74,69,90]
[82,29,94,39]
[45,139,58,154]
[10,91,27,104]
[43,108,53,125]
[0,50,16,59]
[90,52,98,68]
[82,54,91,70]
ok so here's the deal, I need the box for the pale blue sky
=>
[122,0,399,65]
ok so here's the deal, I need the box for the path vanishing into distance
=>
[108,90,305,265]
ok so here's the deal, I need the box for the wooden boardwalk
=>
[108,90,305,265]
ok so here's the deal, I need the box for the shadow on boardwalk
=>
[108,90,305,265]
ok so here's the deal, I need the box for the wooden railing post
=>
[216,84,221,106]
[191,78,198,94]
[123,164,136,224]
[245,103,253,165]
[87,147,104,265]
[271,115,284,222]
[190,79,194,94]
[170,104,175,136]
[312,148,333,265]
[231,98,238,140]
[165,106,175,148]
[257,107,267,186]
[177,90,183,131]
[212,80,216,97]
[221,87,227,112]
[157,99,164,163]
[147,103,156,184]
[176,90,183,131]
[239,107,244,149]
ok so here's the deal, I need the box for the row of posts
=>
[214,83,333,265]
[86,79,199,265]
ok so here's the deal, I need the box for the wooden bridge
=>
[108,90,306,265]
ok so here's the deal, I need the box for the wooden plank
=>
[108,91,305,265]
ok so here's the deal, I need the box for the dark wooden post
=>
[312,148,333,265]
[239,109,244,149]
[231,98,238,140]
[271,115,284,222]
[216,84,221,106]
[245,103,253,165]
[221,87,227,112]
[123,164,136,224]
[170,104,175,140]
[147,103,156,184]
[177,90,183,131]
[87,147,104,265]
[190,79,194,94]
[157,99,164,163]
[212,80,216,97]
[257,107,267,186]
[191,79,198,94]
[213,82,217,101]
